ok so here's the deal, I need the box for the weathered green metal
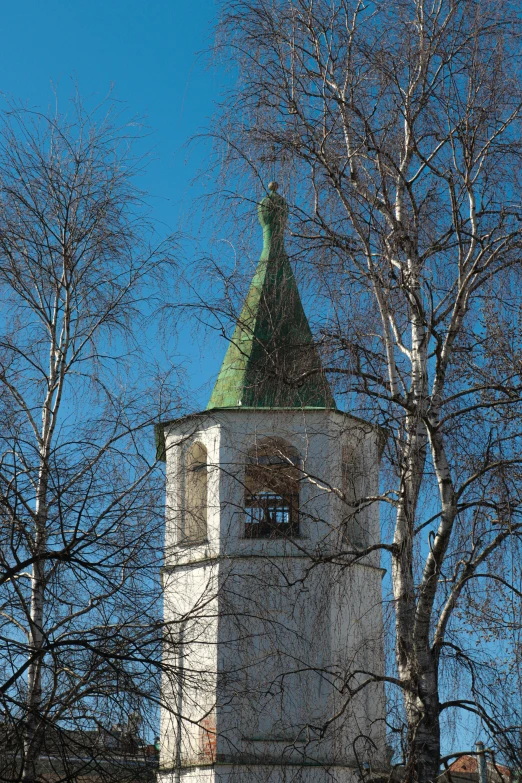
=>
[207,184,336,411]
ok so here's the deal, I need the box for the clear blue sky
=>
[0,0,225,407]
[0,2,487,757]
[1,0,218,218]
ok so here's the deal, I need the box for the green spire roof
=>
[207,183,336,411]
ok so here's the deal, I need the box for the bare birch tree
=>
[0,99,183,783]
[197,0,522,780]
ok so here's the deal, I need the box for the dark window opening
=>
[183,441,208,543]
[244,439,300,538]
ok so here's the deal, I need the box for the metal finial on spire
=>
[258,183,288,260]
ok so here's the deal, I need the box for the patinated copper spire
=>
[207,185,335,410]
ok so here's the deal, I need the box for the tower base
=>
[158,763,372,783]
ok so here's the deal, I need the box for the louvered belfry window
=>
[244,439,300,538]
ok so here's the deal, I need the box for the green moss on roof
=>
[207,184,336,411]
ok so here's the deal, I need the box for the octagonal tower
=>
[156,185,387,783]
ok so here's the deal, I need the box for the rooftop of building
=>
[444,755,512,783]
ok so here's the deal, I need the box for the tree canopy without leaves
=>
[0,100,184,783]
[200,1,522,780]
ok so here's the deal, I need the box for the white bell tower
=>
[157,185,387,783]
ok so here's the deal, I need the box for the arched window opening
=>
[341,445,368,548]
[183,441,208,543]
[244,438,300,538]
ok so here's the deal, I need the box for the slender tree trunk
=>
[22,456,49,783]
[403,654,441,783]
[393,258,441,781]
[22,335,56,782]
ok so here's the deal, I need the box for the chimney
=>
[476,742,488,783]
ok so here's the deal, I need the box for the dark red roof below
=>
[448,756,511,781]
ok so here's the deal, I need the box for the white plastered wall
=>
[159,409,387,783]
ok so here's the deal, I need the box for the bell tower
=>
[157,184,387,783]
